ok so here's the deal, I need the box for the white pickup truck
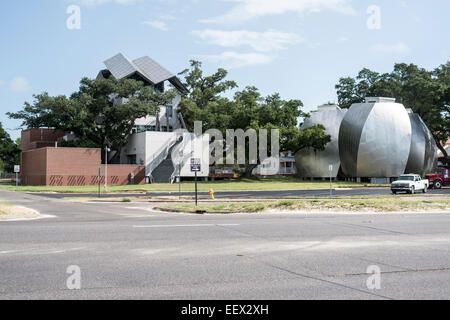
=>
[391,174,429,194]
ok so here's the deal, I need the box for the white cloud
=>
[191,29,303,52]
[9,77,32,93]
[201,0,357,24]
[143,20,169,31]
[372,42,410,55]
[197,51,275,69]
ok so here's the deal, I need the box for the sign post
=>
[190,158,201,206]
[14,165,20,188]
[104,146,111,193]
[98,167,101,198]
[329,165,333,197]
[178,164,182,200]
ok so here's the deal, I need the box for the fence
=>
[0,173,14,180]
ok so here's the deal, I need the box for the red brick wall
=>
[21,147,145,186]
[22,129,65,152]
[21,148,47,186]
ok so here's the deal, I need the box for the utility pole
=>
[98,167,101,198]
[105,146,110,193]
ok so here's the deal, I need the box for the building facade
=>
[295,105,347,179]
[295,97,438,183]
[19,53,209,186]
[20,130,146,186]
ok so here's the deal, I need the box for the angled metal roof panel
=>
[104,53,138,80]
[132,56,174,84]
[103,53,188,94]
[168,76,188,94]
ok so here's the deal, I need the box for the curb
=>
[154,207,238,215]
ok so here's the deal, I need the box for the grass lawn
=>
[0,178,389,193]
[161,197,450,213]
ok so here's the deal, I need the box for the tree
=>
[335,62,450,162]
[14,138,21,166]
[178,62,331,177]
[8,77,176,160]
[178,60,238,131]
[0,122,20,172]
[179,60,238,110]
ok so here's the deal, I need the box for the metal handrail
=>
[147,135,179,180]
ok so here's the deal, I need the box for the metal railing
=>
[148,135,183,183]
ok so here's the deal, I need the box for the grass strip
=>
[0,178,389,193]
[160,198,450,214]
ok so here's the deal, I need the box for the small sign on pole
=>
[190,158,201,206]
[190,158,201,172]
[14,165,20,188]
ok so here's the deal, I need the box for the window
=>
[166,105,173,118]
[133,125,156,133]
[127,155,137,165]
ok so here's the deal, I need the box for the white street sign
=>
[190,158,201,172]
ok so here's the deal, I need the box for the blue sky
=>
[1,0,449,140]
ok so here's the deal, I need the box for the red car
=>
[425,167,450,189]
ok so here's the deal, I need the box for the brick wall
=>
[22,129,65,152]
[21,148,47,186]
[21,147,145,186]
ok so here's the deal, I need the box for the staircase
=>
[150,138,183,183]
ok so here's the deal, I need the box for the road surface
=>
[0,189,449,299]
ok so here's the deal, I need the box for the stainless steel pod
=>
[338,98,412,178]
[405,111,438,176]
[295,105,347,178]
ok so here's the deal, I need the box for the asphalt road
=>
[1,189,450,300]
[33,187,450,200]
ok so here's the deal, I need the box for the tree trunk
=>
[436,138,449,165]
[243,164,258,178]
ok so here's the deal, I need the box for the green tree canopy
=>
[178,62,331,176]
[335,62,450,160]
[0,122,20,173]
[8,77,176,155]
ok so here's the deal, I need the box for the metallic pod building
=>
[338,97,412,179]
[295,105,347,178]
[404,109,438,176]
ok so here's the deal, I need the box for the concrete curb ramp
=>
[0,206,54,222]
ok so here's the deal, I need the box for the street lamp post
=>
[95,114,111,193]
[105,146,109,192]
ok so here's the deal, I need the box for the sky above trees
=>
[1,0,449,140]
